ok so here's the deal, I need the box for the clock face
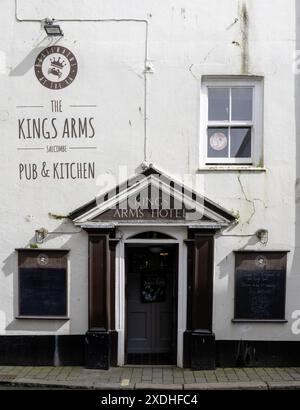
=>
[34,46,78,90]
[37,254,49,266]
[209,132,228,151]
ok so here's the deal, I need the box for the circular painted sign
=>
[255,255,267,269]
[37,254,49,266]
[209,132,228,151]
[34,46,78,90]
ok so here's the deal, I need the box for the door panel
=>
[153,271,173,352]
[126,245,176,360]
[159,311,172,340]
[127,272,152,352]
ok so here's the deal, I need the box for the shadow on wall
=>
[9,36,60,77]
[216,234,259,280]
[2,221,88,334]
[10,47,44,77]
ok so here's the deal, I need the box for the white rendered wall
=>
[0,0,298,342]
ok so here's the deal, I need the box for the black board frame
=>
[16,249,69,319]
[233,251,288,322]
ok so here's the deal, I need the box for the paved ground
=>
[1,366,300,390]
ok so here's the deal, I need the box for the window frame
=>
[200,77,263,167]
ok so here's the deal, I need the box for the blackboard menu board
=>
[19,268,67,317]
[234,252,287,320]
[17,249,69,318]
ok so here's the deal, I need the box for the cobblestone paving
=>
[1,366,300,386]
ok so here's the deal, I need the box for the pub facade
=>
[0,0,299,369]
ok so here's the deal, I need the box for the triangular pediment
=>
[69,165,236,228]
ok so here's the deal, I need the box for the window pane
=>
[230,127,252,158]
[207,128,229,158]
[208,88,229,121]
[231,88,253,121]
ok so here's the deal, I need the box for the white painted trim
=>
[199,77,264,168]
[78,221,224,228]
[177,234,187,368]
[116,238,125,366]
[125,239,178,244]
[198,166,267,172]
[73,173,234,225]
[115,226,187,367]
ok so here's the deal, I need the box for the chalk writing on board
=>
[235,269,285,320]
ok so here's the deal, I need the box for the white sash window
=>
[200,77,263,166]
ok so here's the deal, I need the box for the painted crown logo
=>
[34,46,78,90]
[50,56,66,69]
[48,56,66,79]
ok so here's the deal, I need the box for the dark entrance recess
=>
[79,226,217,370]
[83,227,216,369]
[125,244,178,365]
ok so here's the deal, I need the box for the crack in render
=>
[189,46,218,80]
[188,64,199,81]
[237,174,256,224]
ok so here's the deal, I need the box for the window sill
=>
[16,316,70,320]
[232,319,288,323]
[198,166,267,172]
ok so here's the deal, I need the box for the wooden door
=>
[126,245,177,363]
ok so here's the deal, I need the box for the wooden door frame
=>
[124,242,179,365]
